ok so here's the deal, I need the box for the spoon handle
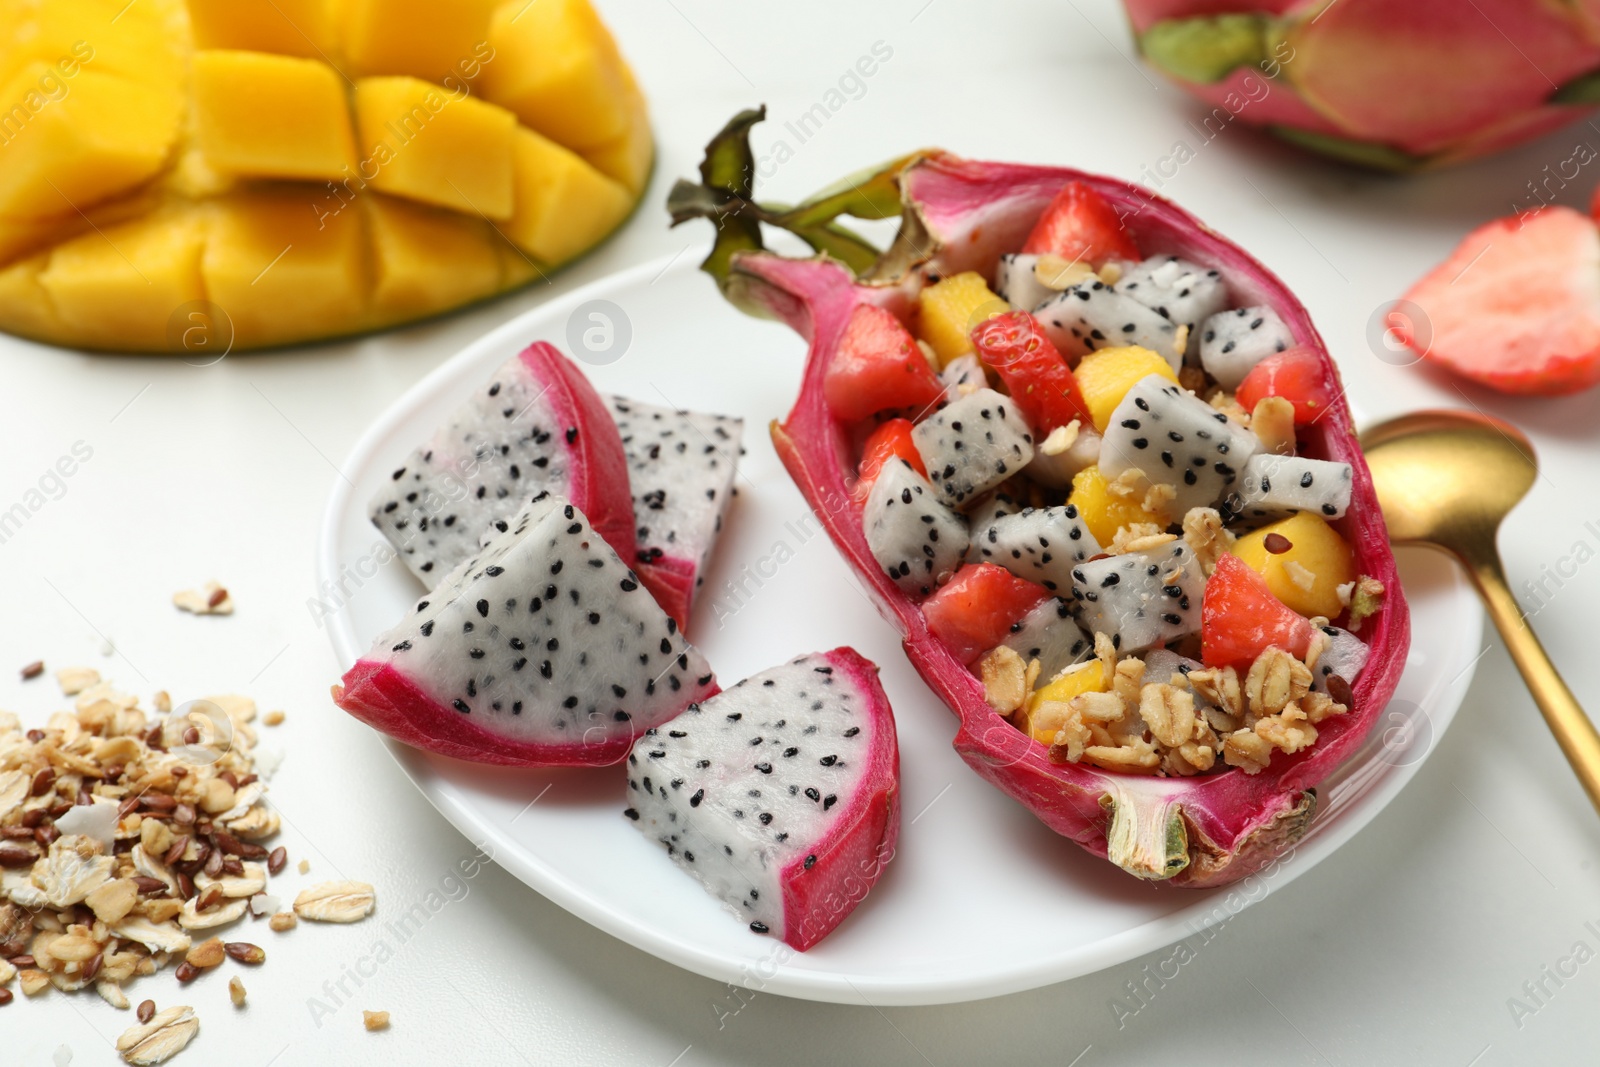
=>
[1469,553,1600,816]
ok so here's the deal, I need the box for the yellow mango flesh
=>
[0,66,180,219]
[1073,347,1180,432]
[202,190,367,348]
[1068,465,1165,546]
[340,0,498,82]
[1021,661,1106,744]
[0,255,64,341]
[580,68,653,194]
[365,194,502,318]
[915,271,1008,367]
[480,0,629,151]
[504,126,633,265]
[185,0,337,57]
[38,209,206,351]
[193,51,356,181]
[1233,512,1357,619]
[3,0,185,87]
[355,76,515,218]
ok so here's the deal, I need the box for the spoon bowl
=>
[1362,410,1600,816]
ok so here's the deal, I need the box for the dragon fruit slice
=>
[1115,255,1228,354]
[369,343,634,587]
[335,494,717,766]
[939,354,986,400]
[669,112,1409,886]
[1098,375,1262,515]
[1071,540,1205,653]
[1198,306,1294,390]
[864,458,970,598]
[911,387,1035,510]
[1222,454,1353,525]
[625,648,899,951]
[608,396,744,633]
[1312,626,1370,696]
[994,253,1051,311]
[1003,598,1091,683]
[1126,0,1600,169]
[971,505,1101,594]
[1036,280,1179,365]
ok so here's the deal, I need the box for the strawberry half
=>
[970,310,1093,432]
[852,417,924,504]
[1201,554,1314,668]
[823,303,944,421]
[922,563,1050,665]
[1020,180,1141,265]
[1237,345,1336,424]
[1399,205,1600,396]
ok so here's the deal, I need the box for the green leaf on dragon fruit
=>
[1138,14,1271,85]
[774,152,926,230]
[1267,125,1427,172]
[1552,68,1600,105]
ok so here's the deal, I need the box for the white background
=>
[5,0,1600,1062]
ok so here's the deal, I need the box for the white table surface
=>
[6,0,1600,1062]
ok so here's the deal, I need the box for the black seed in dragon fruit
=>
[939,354,986,400]
[1036,279,1179,366]
[624,648,899,951]
[1312,626,1369,695]
[911,388,1034,510]
[993,253,1051,312]
[336,494,717,767]
[864,459,970,597]
[971,505,1102,593]
[1220,454,1353,524]
[367,342,634,588]
[1114,256,1229,356]
[1198,306,1295,389]
[1070,540,1205,653]
[1140,648,1203,689]
[1002,598,1090,682]
[607,396,745,634]
[1098,374,1263,515]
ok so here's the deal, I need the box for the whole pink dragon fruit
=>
[1126,0,1600,168]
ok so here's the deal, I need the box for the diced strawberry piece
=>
[1201,554,1314,668]
[922,563,1051,665]
[970,311,1093,432]
[824,304,944,422]
[852,418,925,503]
[1021,181,1141,265]
[1398,206,1600,396]
[1236,345,1336,425]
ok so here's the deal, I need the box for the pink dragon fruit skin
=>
[732,154,1410,887]
[1124,0,1600,168]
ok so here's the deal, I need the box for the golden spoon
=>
[1362,410,1600,814]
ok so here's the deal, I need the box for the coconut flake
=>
[54,798,120,852]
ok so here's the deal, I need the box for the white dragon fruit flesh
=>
[1140,648,1203,689]
[1114,255,1229,356]
[994,253,1052,312]
[939,354,986,400]
[1198,306,1295,390]
[1027,422,1102,488]
[1035,279,1180,366]
[863,459,970,598]
[970,504,1102,595]
[1070,540,1205,653]
[336,494,717,766]
[1098,375,1261,515]
[1002,598,1091,682]
[625,648,900,951]
[368,342,634,587]
[1313,626,1369,695]
[1222,454,1353,524]
[911,387,1035,510]
[607,396,744,633]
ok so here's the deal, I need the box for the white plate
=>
[319,251,1484,1006]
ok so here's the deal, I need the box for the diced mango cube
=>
[354,76,515,218]
[503,126,632,265]
[38,209,205,351]
[1232,512,1356,620]
[365,194,502,317]
[340,0,497,82]
[193,51,356,181]
[1021,661,1106,744]
[480,0,629,150]
[0,66,180,219]
[915,272,1008,367]
[1072,346,1180,432]
[202,189,368,348]
[4,0,184,88]
[1068,465,1166,546]
[0,254,65,343]
[185,0,336,57]
[580,69,652,194]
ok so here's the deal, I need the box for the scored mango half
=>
[0,0,653,353]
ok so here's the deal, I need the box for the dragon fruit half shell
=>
[669,110,1409,886]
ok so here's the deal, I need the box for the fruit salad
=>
[672,110,1409,885]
